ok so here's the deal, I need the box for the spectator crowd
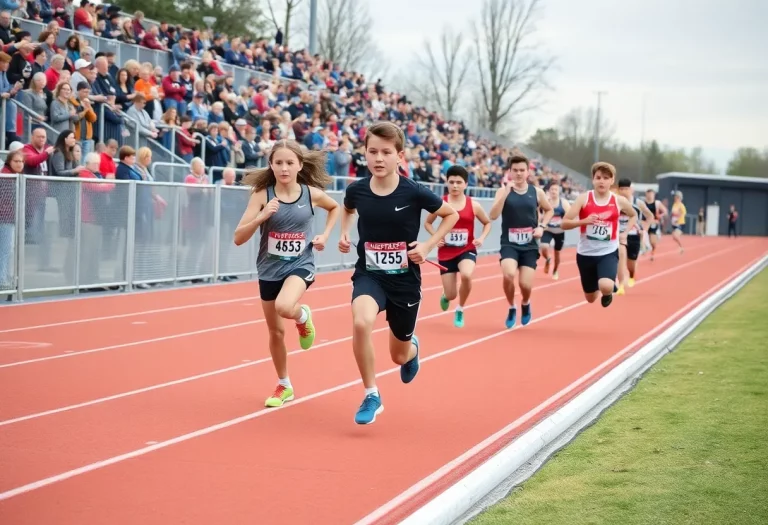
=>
[0,0,586,290]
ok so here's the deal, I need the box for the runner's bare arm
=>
[472,199,492,245]
[561,193,590,230]
[489,185,510,220]
[536,187,555,228]
[617,195,639,235]
[338,204,356,253]
[424,210,439,236]
[233,189,269,246]
[424,202,459,252]
[310,186,341,248]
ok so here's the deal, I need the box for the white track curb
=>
[400,254,768,525]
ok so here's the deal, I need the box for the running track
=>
[0,236,765,524]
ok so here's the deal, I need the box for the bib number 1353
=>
[268,232,306,260]
[365,242,408,274]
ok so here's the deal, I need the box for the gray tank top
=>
[256,184,315,281]
[500,184,539,251]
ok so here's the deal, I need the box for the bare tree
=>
[264,0,303,48]
[316,0,375,71]
[473,0,554,134]
[412,26,471,120]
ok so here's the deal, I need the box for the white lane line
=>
[0,244,706,370]
[0,245,740,438]
[0,244,742,502]
[0,258,504,334]
[355,252,766,525]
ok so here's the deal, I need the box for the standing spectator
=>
[49,81,78,132]
[45,54,64,90]
[73,81,97,157]
[161,64,186,114]
[0,149,23,289]
[21,71,48,125]
[727,205,738,237]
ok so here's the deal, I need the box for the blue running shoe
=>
[354,393,383,425]
[454,309,464,328]
[505,307,517,329]
[400,335,420,384]
[521,303,532,325]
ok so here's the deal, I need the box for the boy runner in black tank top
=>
[339,122,459,425]
[617,179,655,289]
[643,189,667,261]
[489,155,553,329]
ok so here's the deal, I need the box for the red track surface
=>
[0,236,765,525]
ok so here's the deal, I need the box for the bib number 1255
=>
[365,241,408,274]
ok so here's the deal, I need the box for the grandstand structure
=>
[0,2,586,301]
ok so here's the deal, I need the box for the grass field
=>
[470,268,768,525]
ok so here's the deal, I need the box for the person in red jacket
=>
[162,64,187,115]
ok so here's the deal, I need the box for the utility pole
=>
[593,91,607,165]
[639,92,647,180]
[309,0,318,55]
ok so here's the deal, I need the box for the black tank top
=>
[500,184,539,250]
[646,200,657,218]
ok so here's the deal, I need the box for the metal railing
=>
[0,174,579,301]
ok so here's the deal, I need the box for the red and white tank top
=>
[577,190,620,256]
[438,195,476,261]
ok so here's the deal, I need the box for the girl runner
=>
[424,165,492,328]
[669,191,686,253]
[339,122,458,425]
[561,162,638,308]
[539,182,570,280]
[234,140,340,408]
[643,189,667,261]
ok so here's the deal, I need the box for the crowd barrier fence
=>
[0,175,579,301]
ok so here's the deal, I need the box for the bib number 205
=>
[365,242,408,274]
[268,232,306,260]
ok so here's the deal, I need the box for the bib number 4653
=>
[268,232,307,260]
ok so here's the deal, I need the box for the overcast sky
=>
[353,0,766,171]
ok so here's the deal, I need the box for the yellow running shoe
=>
[628,278,636,288]
[265,384,294,407]
[617,285,626,296]
[296,305,315,350]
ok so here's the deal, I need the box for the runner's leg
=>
[274,273,314,349]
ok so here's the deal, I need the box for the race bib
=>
[508,227,533,245]
[548,216,562,228]
[365,242,409,274]
[267,232,306,260]
[445,228,469,247]
[619,216,629,233]
[586,221,612,241]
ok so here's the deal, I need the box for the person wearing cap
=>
[70,57,91,91]
[161,63,187,115]
[188,91,209,121]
